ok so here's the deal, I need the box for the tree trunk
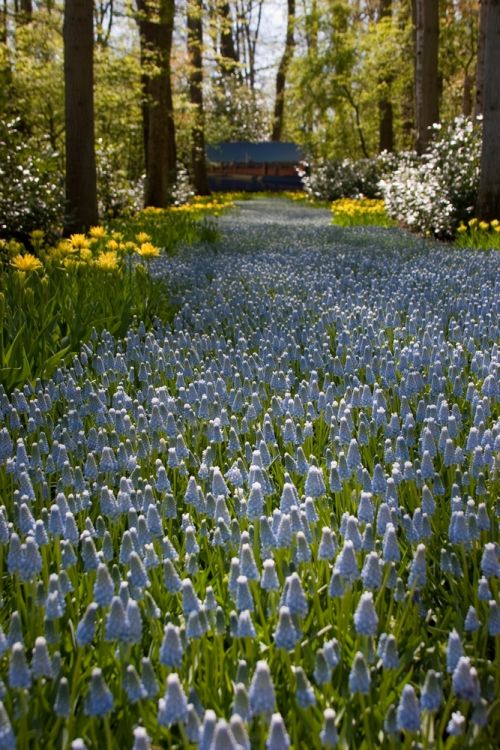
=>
[378,0,394,152]
[474,0,488,116]
[1,0,8,44]
[187,0,209,194]
[414,0,439,153]
[476,0,500,220]
[219,0,239,77]
[136,0,176,208]
[63,0,98,234]
[271,0,295,142]
[18,0,32,23]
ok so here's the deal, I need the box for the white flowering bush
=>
[171,165,195,206]
[95,139,144,218]
[299,153,398,202]
[0,119,64,241]
[380,116,481,237]
[379,155,455,237]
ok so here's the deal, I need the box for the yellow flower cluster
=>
[2,224,163,277]
[457,218,500,234]
[331,198,394,227]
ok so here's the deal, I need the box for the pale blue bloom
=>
[266,712,290,750]
[348,652,370,695]
[274,607,299,651]
[84,668,114,717]
[396,684,420,732]
[158,673,188,726]
[320,708,338,748]
[446,630,464,673]
[8,643,31,689]
[249,660,275,717]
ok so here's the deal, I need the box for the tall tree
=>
[63,0,98,233]
[414,0,439,152]
[272,0,295,141]
[378,0,394,152]
[136,0,176,207]
[476,0,500,219]
[474,0,487,116]
[187,0,209,194]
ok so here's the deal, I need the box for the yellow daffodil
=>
[106,239,119,251]
[457,224,467,233]
[10,253,43,272]
[136,232,151,243]
[69,233,89,249]
[89,226,107,239]
[138,242,160,258]
[479,221,489,231]
[491,219,499,228]
[94,250,119,271]
[468,218,478,228]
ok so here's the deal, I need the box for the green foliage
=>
[110,203,222,255]
[287,0,413,159]
[0,8,144,221]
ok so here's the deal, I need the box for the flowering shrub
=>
[171,166,195,206]
[0,119,64,242]
[380,117,482,237]
[299,152,398,202]
[0,201,498,748]
[95,139,144,219]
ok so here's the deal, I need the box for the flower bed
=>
[0,202,498,748]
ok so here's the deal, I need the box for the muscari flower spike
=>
[158,673,188,727]
[249,660,275,717]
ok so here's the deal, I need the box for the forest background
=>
[0,0,496,232]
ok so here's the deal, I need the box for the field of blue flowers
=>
[0,199,499,749]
